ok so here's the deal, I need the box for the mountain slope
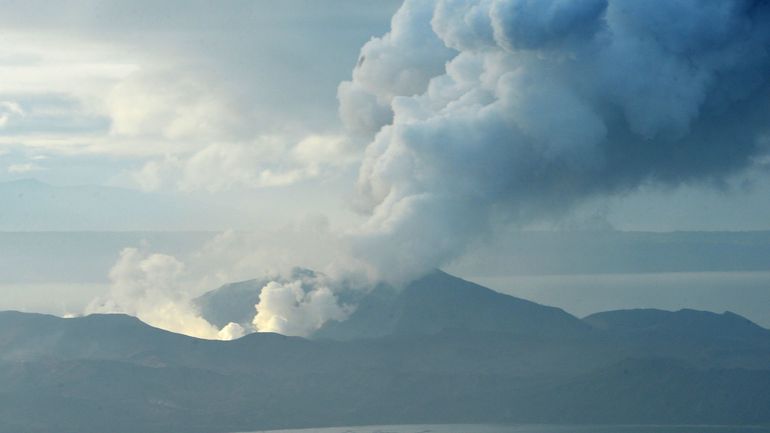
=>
[3,271,770,432]
[316,270,590,340]
[195,278,267,329]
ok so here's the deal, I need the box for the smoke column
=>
[340,0,770,281]
[87,0,770,338]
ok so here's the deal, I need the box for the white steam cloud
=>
[86,222,362,339]
[87,247,245,340]
[85,0,770,338]
[253,277,354,337]
[341,0,770,281]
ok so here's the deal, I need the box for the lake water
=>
[247,425,770,433]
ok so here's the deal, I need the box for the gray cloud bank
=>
[341,0,770,281]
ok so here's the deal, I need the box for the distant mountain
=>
[0,311,197,364]
[3,272,770,432]
[585,308,770,342]
[195,278,267,329]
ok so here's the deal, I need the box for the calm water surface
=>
[247,425,770,433]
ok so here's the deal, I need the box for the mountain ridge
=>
[314,270,591,340]
[2,271,770,432]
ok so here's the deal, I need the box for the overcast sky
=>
[0,0,401,230]
[0,0,768,234]
[3,0,770,337]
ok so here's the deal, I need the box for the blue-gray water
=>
[247,425,770,433]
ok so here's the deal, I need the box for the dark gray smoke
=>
[339,0,770,281]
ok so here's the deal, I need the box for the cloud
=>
[183,222,371,294]
[0,1,401,197]
[86,247,243,340]
[0,101,24,128]
[217,322,246,340]
[338,0,456,138]
[253,277,353,337]
[340,0,770,282]
[489,0,608,50]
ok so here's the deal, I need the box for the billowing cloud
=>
[86,247,244,340]
[338,0,455,138]
[217,322,247,341]
[84,225,365,339]
[253,276,353,337]
[108,67,358,192]
[341,0,770,281]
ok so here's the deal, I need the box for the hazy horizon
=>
[3,228,770,328]
[2,1,770,338]
[2,2,770,430]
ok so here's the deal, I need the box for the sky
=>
[2,0,770,337]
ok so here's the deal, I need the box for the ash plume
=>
[85,0,770,338]
[341,0,770,281]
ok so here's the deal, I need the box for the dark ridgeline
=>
[2,271,770,433]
